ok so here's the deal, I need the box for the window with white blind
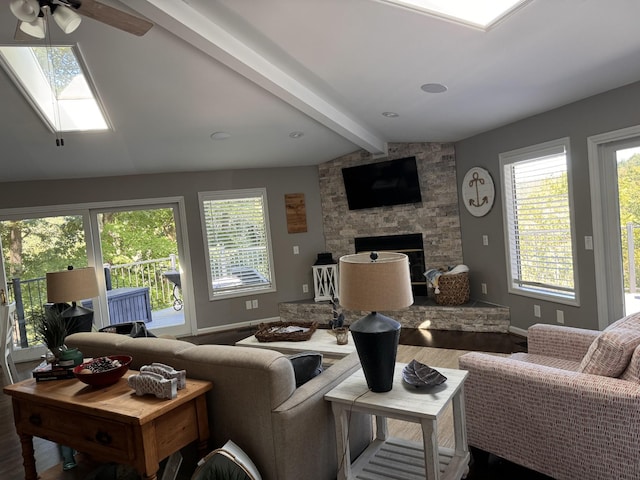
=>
[500,138,579,304]
[198,188,276,299]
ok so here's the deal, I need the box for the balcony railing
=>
[7,254,180,349]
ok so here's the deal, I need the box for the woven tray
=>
[435,272,470,305]
[254,321,318,342]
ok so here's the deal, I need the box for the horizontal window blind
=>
[199,189,274,298]
[502,141,576,300]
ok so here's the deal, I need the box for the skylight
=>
[0,45,109,132]
[377,0,531,29]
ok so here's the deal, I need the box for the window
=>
[500,138,579,304]
[199,189,276,299]
[0,45,109,132]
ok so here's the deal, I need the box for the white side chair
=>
[0,302,18,385]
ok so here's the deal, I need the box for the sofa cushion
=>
[579,328,640,377]
[605,311,640,332]
[288,352,323,387]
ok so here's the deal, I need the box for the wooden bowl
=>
[73,355,132,387]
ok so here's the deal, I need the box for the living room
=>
[2,2,640,480]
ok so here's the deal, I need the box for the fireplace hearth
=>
[354,233,426,296]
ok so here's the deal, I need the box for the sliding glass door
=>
[0,197,193,361]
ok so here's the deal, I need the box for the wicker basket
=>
[435,272,470,305]
[254,321,318,342]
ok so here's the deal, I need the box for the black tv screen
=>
[341,156,422,210]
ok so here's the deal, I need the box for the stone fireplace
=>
[354,233,427,296]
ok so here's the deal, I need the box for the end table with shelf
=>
[325,363,469,480]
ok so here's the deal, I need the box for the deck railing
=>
[7,254,180,348]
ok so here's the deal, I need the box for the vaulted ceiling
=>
[2,0,640,182]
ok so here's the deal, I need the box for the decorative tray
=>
[402,359,447,388]
[254,321,318,342]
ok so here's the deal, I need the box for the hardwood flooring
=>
[0,328,544,480]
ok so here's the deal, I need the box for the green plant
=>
[33,308,68,352]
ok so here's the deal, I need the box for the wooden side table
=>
[3,372,212,480]
[325,364,469,480]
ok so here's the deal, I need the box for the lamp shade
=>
[53,5,81,34]
[339,252,413,312]
[10,0,40,23]
[47,267,99,303]
[19,17,46,39]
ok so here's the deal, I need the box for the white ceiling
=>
[1,0,640,182]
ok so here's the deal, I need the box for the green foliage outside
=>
[1,208,179,346]
[618,153,640,291]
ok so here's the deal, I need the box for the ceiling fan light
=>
[19,17,46,39]
[53,6,82,34]
[10,0,40,23]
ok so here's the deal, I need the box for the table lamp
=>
[46,266,99,334]
[339,252,413,392]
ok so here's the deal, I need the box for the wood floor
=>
[0,328,544,480]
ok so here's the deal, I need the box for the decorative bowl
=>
[73,355,132,387]
[402,359,447,388]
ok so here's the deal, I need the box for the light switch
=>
[585,236,593,250]
[482,235,489,246]
[293,246,299,255]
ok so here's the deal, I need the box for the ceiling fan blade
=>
[74,0,153,36]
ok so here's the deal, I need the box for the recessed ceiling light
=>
[210,131,231,140]
[420,83,448,94]
[289,131,304,139]
[382,112,399,118]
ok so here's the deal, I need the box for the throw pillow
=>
[621,345,640,382]
[288,352,323,387]
[605,311,640,332]
[579,328,640,377]
[191,439,262,480]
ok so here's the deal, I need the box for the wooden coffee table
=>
[325,363,469,480]
[4,372,212,480]
[236,328,357,359]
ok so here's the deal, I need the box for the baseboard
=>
[509,325,528,337]
[194,316,280,336]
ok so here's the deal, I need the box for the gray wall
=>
[455,80,640,331]
[0,166,325,331]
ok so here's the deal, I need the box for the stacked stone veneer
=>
[318,142,463,267]
[279,301,509,333]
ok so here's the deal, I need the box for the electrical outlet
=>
[302,284,309,293]
[245,300,252,310]
[556,310,565,324]
[481,283,487,294]
[534,305,541,318]
[252,299,258,309]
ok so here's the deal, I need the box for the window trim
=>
[198,188,276,300]
[499,137,580,306]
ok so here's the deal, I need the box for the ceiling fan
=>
[10,0,153,39]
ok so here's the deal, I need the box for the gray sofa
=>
[65,332,372,480]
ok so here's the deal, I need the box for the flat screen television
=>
[341,156,422,210]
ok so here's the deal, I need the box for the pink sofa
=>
[459,319,640,480]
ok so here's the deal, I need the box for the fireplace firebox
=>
[354,234,426,296]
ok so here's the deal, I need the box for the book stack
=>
[32,361,76,382]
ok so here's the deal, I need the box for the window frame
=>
[499,137,580,306]
[198,188,277,300]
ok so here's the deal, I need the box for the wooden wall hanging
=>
[285,193,308,233]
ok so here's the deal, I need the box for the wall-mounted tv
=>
[341,156,422,210]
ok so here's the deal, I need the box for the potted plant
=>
[34,308,69,361]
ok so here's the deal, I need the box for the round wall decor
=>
[462,167,495,217]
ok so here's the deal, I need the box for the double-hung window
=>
[500,137,579,304]
[199,188,276,299]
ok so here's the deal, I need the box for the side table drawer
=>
[16,402,134,460]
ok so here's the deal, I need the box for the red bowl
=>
[73,355,132,387]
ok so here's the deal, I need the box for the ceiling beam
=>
[123,0,387,154]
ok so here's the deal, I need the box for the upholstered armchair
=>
[459,317,640,480]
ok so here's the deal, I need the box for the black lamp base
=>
[60,303,94,335]
[349,312,401,392]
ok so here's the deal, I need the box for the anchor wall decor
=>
[462,167,495,217]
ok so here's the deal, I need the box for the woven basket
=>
[435,272,470,305]
[254,321,318,342]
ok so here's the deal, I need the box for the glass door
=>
[0,213,92,361]
[92,204,189,337]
